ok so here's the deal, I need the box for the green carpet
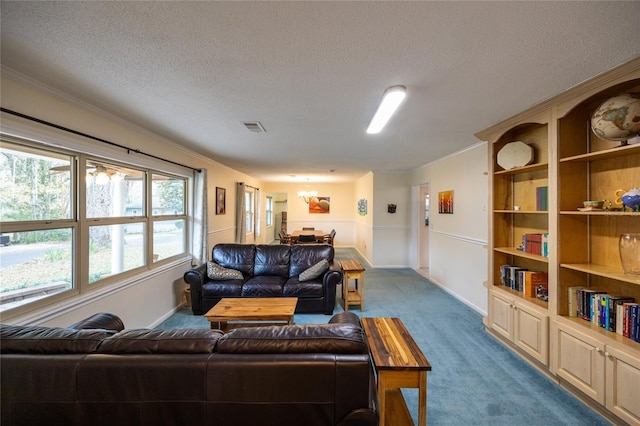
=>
[158,248,610,425]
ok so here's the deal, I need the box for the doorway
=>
[419,185,429,273]
[273,193,288,242]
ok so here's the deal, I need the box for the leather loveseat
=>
[184,243,342,315]
[1,311,378,426]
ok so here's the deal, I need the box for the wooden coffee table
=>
[205,297,298,330]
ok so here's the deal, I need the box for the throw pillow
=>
[207,262,244,280]
[299,259,329,282]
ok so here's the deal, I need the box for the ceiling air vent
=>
[242,121,266,133]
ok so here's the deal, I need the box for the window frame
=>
[265,196,273,227]
[0,134,190,319]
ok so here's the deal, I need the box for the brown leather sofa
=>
[184,243,342,315]
[1,312,378,426]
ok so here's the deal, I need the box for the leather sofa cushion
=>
[212,244,256,276]
[242,276,286,297]
[0,324,115,354]
[254,245,290,277]
[98,329,223,354]
[217,323,369,354]
[283,279,324,298]
[202,280,243,297]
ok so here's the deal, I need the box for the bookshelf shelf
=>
[494,162,548,175]
[494,210,548,214]
[560,263,640,286]
[559,143,640,163]
[557,316,640,351]
[495,247,549,263]
[560,210,640,216]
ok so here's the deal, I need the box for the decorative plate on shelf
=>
[496,141,533,170]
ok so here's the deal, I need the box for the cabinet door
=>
[514,302,549,366]
[489,290,513,340]
[555,322,605,404]
[605,345,640,425]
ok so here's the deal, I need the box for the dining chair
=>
[324,229,336,246]
[279,231,291,244]
[297,234,316,244]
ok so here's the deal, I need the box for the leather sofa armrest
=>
[68,312,124,331]
[183,263,208,314]
[329,311,362,327]
[321,266,342,315]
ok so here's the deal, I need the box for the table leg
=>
[360,277,365,311]
[378,372,387,426]
[418,370,427,426]
[343,273,349,312]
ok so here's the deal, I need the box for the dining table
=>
[289,229,326,244]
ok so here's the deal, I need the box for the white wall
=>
[372,172,411,267]
[411,142,489,314]
[354,172,374,263]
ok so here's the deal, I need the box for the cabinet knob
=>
[604,351,613,359]
[595,347,602,354]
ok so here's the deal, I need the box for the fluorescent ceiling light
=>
[366,85,406,134]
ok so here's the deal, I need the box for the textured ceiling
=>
[2,1,640,183]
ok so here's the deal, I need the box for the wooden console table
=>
[340,259,365,311]
[362,317,432,426]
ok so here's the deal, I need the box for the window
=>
[265,196,273,227]
[245,189,254,235]
[151,173,186,262]
[0,137,188,317]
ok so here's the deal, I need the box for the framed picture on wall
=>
[438,190,453,214]
[216,187,226,215]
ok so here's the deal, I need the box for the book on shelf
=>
[519,233,549,257]
[570,288,638,340]
[536,186,548,211]
[630,303,640,343]
[568,286,583,317]
[605,296,635,332]
[523,271,548,298]
[576,289,606,322]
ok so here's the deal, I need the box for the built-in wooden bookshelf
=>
[478,57,640,425]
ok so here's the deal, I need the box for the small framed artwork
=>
[358,198,367,216]
[438,190,454,214]
[216,187,226,215]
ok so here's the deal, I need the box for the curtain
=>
[192,169,208,265]
[235,182,246,243]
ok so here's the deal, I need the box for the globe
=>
[591,92,640,141]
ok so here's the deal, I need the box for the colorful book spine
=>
[524,272,548,298]
[536,186,548,211]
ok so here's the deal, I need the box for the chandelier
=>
[298,189,318,204]
[298,180,317,204]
